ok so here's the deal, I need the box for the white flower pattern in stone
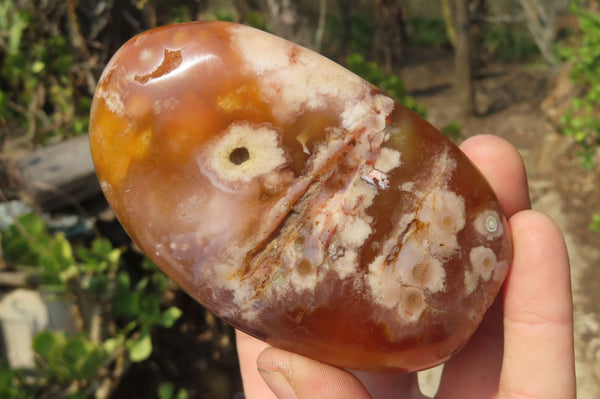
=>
[474,210,504,240]
[469,246,497,282]
[418,187,466,258]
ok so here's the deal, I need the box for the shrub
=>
[559,1,600,231]
[0,1,91,147]
[1,213,181,397]
[559,1,600,169]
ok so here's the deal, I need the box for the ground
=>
[402,53,600,398]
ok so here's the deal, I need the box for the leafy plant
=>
[1,213,74,287]
[0,1,91,147]
[33,331,107,383]
[0,0,214,150]
[559,1,600,169]
[0,360,38,398]
[559,1,600,232]
[1,213,181,397]
[590,213,600,232]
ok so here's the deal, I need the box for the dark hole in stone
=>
[230,147,250,165]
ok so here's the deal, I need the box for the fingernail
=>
[258,368,298,399]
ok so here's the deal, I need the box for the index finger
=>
[459,134,531,217]
[436,134,530,397]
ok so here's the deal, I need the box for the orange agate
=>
[90,21,512,371]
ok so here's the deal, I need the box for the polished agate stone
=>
[89,21,512,371]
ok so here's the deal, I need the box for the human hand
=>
[235,135,576,399]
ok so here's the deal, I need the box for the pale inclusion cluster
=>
[367,153,505,331]
[209,119,396,318]
[466,210,507,295]
[230,23,378,129]
[206,124,504,334]
[196,24,401,315]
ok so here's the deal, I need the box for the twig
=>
[314,0,327,52]
[89,303,103,344]
[441,0,456,48]
[474,14,527,23]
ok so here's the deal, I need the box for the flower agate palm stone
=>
[90,21,512,372]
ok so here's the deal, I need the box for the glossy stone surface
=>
[89,21,512,371]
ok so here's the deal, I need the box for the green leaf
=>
[114,287,140,318]
[215,9,235,22]
[0,359,35,398]
[158,307,182,328]
[158,382,175,399]
[139,293,162,323]
[31,61,45,73]
[2,234,37,265]
[106,248,122,265]
[8,11,28,54]
[116,270,131,289]
[33,330,66,363]
[590,213,600,232]
[176,389,189,399]
[135,276,150,292]
[62,335,104,379]
[76,237,121,273]
[59,264,79,282]
[33,331,71,380]
[78,347,107,380]
[17,213,45,236]
[127,328,153,362]
[50,233,75,268]
[87,274,111,297]
[1,214,45,264]
[91,237,114,257]
[103,337,122,353]
[114,271,144,317]
[141,257,159,271]
[151,270,169,292]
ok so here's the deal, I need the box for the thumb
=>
[257,347,425,399]
[257,347,371,399]
[498,210,576,398]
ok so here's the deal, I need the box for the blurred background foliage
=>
[559,0,600,170]
[0,0,567,152]
[0,0,599,398]
[2,0,595,153]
